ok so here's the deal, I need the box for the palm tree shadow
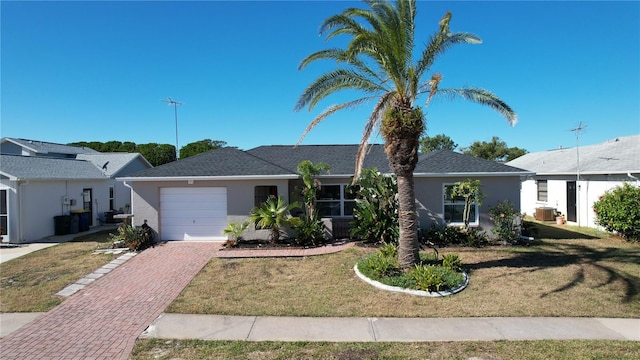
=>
[467,242,640,302]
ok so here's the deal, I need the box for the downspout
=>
[18,180,29,243]
[123,181,134,224]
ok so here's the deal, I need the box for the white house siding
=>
[0,179,119,243]
[520,174,635,229]
[414,176,522,236]
[129,179,290,240]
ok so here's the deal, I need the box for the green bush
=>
[410,265,462,292]
[350,168,399,244]
[593,183,640,242]
[357,246,465,293]
[420,225,489,247]
[110,225,145,251]
[489,200,520,244]
[442,254,462,272]
[293,214,327,246]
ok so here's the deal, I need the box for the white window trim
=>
[316,183,355,218]
[442,183,480,226]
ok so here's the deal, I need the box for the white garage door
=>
[160,187,227,241]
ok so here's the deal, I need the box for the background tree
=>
[461,136,527,162]
[136,143,177,166]
[419,134,458,153]
[295,0,517,268]
[179,139,227,159]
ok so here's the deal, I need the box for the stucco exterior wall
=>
[414,176,522,237]
[129,179,291,240]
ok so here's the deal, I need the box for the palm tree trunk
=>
[397,173,420,268]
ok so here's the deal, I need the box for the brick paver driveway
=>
[0,241,220,360]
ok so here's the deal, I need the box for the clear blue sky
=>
[2,1,639,153]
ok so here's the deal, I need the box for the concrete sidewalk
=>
[140,314,640,342]
[2,312,637,342]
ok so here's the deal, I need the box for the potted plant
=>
[555,212,566,225]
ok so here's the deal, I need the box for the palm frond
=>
[294,69,384,112]
[353,91,396,181]
[438,87,518,125]
[296,97,374,146]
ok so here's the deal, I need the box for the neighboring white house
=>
[507,134,640,228]
[118,145,531,242]
[0,138,152,243]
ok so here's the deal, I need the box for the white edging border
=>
[353,264,469,297]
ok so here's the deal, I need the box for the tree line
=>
[419,134,526,162]
[69,139,227,166]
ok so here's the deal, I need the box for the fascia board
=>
[535,170,640,176]
[117,174,300,182]
[413,171,535,178]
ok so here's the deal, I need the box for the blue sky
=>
[2,1,639,153]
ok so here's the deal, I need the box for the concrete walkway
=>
[141,314,640,342]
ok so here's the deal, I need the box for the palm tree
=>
[295,0,517,268]
[249,195,301,243]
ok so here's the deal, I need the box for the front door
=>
[82,188,93,226]
[566,181,576,222]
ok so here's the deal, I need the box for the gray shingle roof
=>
[126,147,293,178]
[0,154,108,180]
[122,145,528,179]
[247,144,391,175]
[506,134,640,175]
[1,138,100,155]
[415,150,529,174]
[76,153,151,177]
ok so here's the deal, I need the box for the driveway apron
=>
[0,241,220,360]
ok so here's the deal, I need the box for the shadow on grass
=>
[467,241,640,302]
[528,221,599,240]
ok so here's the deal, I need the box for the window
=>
[537,180,548,202]
[254,186,278,206]
[109,187,115,210]
[443,184,478,225]
[316,184,356,217]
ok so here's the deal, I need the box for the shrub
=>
[593,183,640,242]
[357,252,400,279]
[249,196,300,243]
[411,265,462,292]
[222,221,249,247]
[441,254,462,272]
[419,225,489,247]
[489,200,520,244]
[110,225,146,251]
[350,168,399,244]
[293,214,326,246]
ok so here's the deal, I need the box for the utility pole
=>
[161,97,182,159]
[569,122,587,227]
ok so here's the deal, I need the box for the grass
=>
[168,234,640,318]
[131,339,640,359]
[0,231,119,312]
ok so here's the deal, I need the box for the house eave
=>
[413,171,534,178]
[534,170,640,176]
[117,174,300,182]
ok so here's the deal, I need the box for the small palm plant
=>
[249,196,301,243]
[222,221,249,247]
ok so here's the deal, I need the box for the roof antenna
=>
[569,122,587,227]
[161,97,183,160]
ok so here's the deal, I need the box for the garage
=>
[160,187,227,241]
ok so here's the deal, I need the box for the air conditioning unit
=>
[535,207,555,221]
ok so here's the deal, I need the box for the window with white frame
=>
[108,186,115,211]
[537,180,548,202]
[316,184,356,217]
[1,189,7,237]
[443,184,478,225]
